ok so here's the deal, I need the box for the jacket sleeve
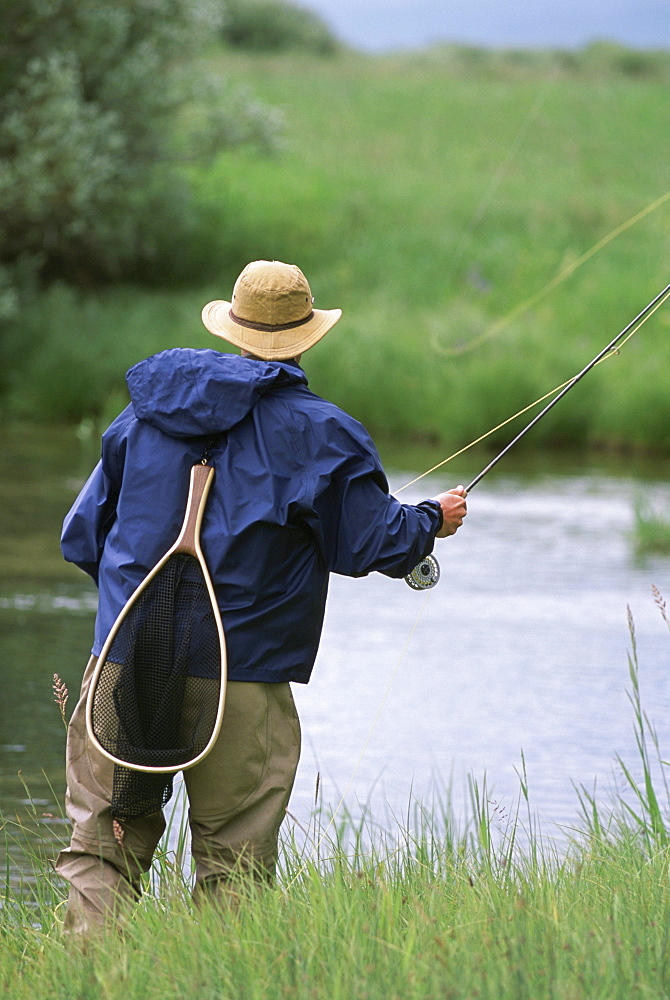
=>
[60,460,119,585]
[310,470,443,579]
[61,406,133,582]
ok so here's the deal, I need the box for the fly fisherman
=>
[55,260,467,934]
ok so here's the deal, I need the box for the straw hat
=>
[201,260,342,360]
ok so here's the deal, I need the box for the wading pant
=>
[54,656,301,935]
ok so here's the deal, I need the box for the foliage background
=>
[0,0,283,313]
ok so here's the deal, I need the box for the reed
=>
[633,497,670,555]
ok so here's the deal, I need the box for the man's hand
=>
[433,486,467,538]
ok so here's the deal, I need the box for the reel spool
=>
[404,553,440,590]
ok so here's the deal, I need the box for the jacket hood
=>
[126,348,308,437]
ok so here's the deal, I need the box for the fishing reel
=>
[404,553,440,590]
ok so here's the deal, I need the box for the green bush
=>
[0,0,283,314]
[578,40,670,79]
[221,0,339,54]
[0,283,211,423]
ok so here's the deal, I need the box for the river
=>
[1,424,670,885]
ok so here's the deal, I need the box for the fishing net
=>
[90,553,222,822]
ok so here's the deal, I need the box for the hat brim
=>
[201,299,342,360]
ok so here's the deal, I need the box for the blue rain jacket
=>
[61,349,442,683]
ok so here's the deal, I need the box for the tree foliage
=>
[221,0,338,54]
[0,0,281,314]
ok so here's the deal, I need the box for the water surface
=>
[1,425,670,881]
[292,465,670,842]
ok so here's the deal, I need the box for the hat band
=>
[229,308,314,333]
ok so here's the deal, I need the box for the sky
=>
[299,0,670,52]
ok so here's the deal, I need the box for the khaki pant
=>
[55,656,301,934]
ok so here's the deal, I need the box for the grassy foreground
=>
[3,599,670,999]
[3,833,670,1000]
[3,46,670,456]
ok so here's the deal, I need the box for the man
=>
[55,259,467,933]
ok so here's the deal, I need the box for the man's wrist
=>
[418,498,444,533]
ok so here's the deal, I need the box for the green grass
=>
[3,46,670,456]
[634,498,670,555]
[6,837,670,1000]
[4,833,670,1000]
[2,595,670,998]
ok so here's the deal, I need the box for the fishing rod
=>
[405,282,670,589]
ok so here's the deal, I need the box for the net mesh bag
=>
[91,553,222,822]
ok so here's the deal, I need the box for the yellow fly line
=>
[445,68,559,289]
[400,283,670,495]
[430,188,670,358]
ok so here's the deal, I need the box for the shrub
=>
[221,0,339,54]
[0,0,283,313]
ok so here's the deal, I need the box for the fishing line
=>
[400,283,670,495]
[430,188,670,358]
[443,69,558,293]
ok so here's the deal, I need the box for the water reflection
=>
[1,425,670,884]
